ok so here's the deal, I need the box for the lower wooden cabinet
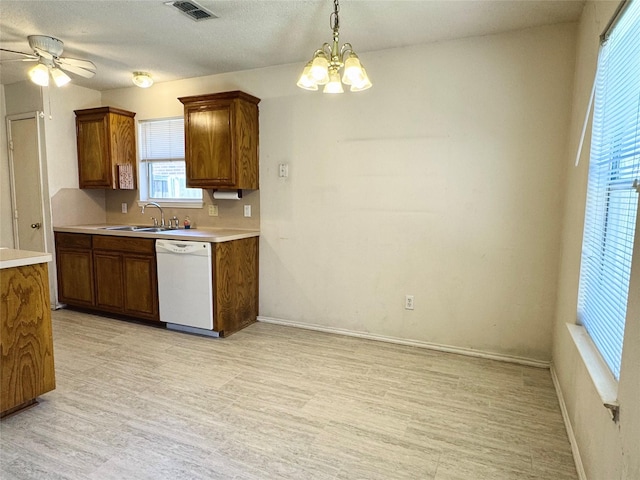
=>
[55,232,258,334]
[93,235,158,320]
[122,255,158,319]
[55,233,159,321]
[94,251,124,310]
[55,233,95,307]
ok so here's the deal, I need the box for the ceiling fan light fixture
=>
[50,67,71,87]
[132,72,153,88]
[28,63,49,87]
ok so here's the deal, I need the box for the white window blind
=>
[140,117,185,161]
[138,118,201,202]
[577,0,640,380]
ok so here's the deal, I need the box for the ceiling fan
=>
[0,35,96,87]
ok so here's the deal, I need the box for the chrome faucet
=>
[141,202,165,226]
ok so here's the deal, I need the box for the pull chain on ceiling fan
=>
[0,35,97,87]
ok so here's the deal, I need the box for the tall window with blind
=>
[577,0,640,380]
[138,117,202,202]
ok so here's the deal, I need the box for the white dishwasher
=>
[156,239,217,336]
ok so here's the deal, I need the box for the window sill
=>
[137,200,203,209]
[566,323,619,421]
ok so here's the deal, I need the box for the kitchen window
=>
[577,0,639,381]
[138,117,203,207]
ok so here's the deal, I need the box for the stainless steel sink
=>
[138,227,173,232]
[100,225,174,232]
[101,226,140,231]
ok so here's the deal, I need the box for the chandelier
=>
[297,0,372,93]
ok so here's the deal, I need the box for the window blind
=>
[577,0,640,380]
[139,117,185,161]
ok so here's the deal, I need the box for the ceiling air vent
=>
[167,1,218,21]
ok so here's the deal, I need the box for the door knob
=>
[30,223,41,229]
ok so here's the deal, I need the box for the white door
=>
[7,114,45,252]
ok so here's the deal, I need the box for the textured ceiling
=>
[0,0,587,91]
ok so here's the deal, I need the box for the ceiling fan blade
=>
[0,48,38,60]
[0,58,38,63]
[58,56,96,71]
[58,62,96,78]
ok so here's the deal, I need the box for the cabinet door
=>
[76,114,111,188]
[108,113,137,189]
[185,102,234,188]
[123,254,159,320]
[56,249,95,307]
[94,252,124,312]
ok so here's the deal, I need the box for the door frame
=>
[6,111,58,307]
[6,112,47,249]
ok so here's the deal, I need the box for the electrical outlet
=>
[279,163,289,178]
[244,205,252,217]
[405,295,414,310]
[208,204,219,217]
[121,203,127,214]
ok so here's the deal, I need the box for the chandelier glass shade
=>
[297,0,371,93]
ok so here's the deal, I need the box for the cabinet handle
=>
[31,223,41,229]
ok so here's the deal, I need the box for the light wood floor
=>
[0,309,577,479]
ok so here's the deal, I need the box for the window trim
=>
[567,323,619,421]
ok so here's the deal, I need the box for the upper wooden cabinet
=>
[179,91,260,190]
[74,107,137,189]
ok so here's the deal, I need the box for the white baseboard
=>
[257,316,550,369]
[551,365,587,480]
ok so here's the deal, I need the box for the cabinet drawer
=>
[93,235,155,254]
[55,232,92,249]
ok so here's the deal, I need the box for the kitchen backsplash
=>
[104,189,260,230]
[52,188,107,226]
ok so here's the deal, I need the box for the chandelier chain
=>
[331,0,340,30]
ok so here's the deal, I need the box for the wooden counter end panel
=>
[1,262,56,415]
[214,237,258,336]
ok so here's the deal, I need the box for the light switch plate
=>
[121,203,127,214]
[244,205,252,217]
[279,163,289,178]
[208,205,218,216]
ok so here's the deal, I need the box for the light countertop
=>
[53,225,260,243]
[0,248,53,270]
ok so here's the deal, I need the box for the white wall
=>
[259,24,576,362]
[103,22,576,362]
[552,1,640,478]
